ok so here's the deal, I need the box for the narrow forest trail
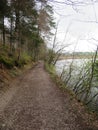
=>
[0,62,98,130]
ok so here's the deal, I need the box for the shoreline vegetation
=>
[59,52,96,60]
[45,62,98,112]
[45,62,98,127]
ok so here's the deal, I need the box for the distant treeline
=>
[59,52,95,59]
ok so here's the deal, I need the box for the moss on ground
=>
[0,45,32,69]
[0,44,35,91]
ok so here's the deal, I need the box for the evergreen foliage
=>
[0,0,55,67]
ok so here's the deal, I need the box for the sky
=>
[49,0,98,52]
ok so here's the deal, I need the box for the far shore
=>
[58,55,94,60]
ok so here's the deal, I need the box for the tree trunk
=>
[10,17,13,53]
[2,16,5,46]
[15,9,20,32]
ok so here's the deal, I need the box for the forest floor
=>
[0,61,98,130]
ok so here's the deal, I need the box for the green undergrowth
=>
[45,63,67,89]
[45,63,56,75]
[9,62,34,77]
[0,45,32,69]
[45,62,98,122]
[0,44,36,90]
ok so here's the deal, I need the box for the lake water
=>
[56,59,91,86]
[56,59,89,74]
[55,59,98,111]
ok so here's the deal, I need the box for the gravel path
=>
[0,62,97,130]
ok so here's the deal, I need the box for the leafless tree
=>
[47,20,71,65]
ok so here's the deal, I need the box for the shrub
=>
[0,45,32,68]
[15,53,32,67]
[0,55,15,69]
